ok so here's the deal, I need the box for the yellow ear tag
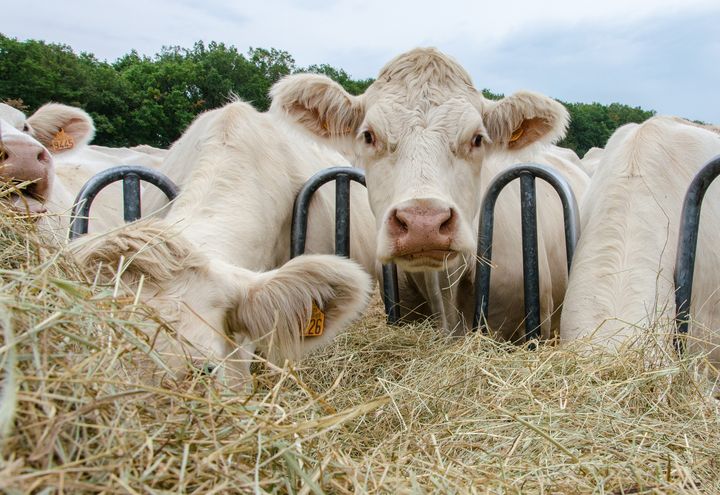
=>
[510,127,525,143]
[303,302,325,337]
[51,129,75,151]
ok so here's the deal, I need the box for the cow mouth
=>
[397,249,458,261]
[393,249,460,270]
[2,178,47,214]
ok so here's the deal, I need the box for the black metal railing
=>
[472,163,580,342]
[674,155,720,352]
[290,166,401,324]
[68,165,179,240]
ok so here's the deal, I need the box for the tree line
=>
[1,34,654,155]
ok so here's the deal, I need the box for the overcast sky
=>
[4,0,720,124]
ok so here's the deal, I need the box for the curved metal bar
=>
[290,166,401,324]
[472,163,581,341]
[674,155,720,352]
[68,165,179,240]
[291,166,366,257]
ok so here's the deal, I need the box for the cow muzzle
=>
[385,198,461,270]
[0,136,54,202]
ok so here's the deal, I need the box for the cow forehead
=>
[366,96,483,139]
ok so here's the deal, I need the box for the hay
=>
[1,202,719,493]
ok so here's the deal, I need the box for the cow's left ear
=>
[27,103,96,154]
[232,254,373,364]
[482,91,569,150]
[270,74,365,141]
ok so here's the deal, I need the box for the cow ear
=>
[483,91,569,150]
[231,254,373,364]
[27,103,96,154]
[70,219,208,287]
[270,74,365,140]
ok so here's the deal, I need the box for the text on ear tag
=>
[303,302,325,337]
[510,127,525,143]
[51,129,75,151]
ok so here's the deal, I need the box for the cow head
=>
[271,48,568,273]
[0,102,94,211]
[71,219,373,387]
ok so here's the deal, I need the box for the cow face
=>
[0,102,95,212]
[71,220,373,387]
[271,48,568,273]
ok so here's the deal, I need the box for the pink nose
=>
[387,204,457,257]
[1,136,53,199]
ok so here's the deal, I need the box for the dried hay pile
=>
[1,206,719,494]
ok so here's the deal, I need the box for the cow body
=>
[271,48,588,339]
[560,117,720,366]
[74,100,375,386]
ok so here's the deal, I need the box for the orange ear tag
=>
[509,127,525,143]
[51,129,75,151]
[303,302,325,337]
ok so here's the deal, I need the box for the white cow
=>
[73,99,375,386]
[1,102,165,240]
[271,47,588,340]
[560,116,720,366]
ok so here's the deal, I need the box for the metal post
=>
[122,173,142,223]
[335,172,351,257]
[674,155,720,352]
[520,173,541,340]
[69,165,179,240]
[473,163,580,342]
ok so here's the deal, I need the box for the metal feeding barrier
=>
[68,162,579,344]
[65,155,717,350]
[674,155,720,353]
[290,163,580,338]
[290,166,401,324]
[68,165,179,240]
[472,163,580,342]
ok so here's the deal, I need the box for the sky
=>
[4,0,720,123]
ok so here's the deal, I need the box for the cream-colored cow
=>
[73,100,375,386]
[561,116,720,368]
[0,102,165,240]
[271,47,588,339]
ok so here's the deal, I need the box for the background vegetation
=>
[1,34,655,155]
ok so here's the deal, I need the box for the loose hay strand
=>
[0,199,719,493]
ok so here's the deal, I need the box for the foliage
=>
[1,34,659,153]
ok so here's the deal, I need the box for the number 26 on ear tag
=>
[303,302,325,337]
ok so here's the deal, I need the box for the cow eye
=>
[472,134,483,148]
[362,130,375,145]
[22,123,30,133]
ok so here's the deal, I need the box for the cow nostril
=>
[439,209,455,235]
[391,209,409,233]
[37,150,50,163]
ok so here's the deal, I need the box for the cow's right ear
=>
[270,74,365,140]
[232,254,373,364]
[27,103,96,155]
